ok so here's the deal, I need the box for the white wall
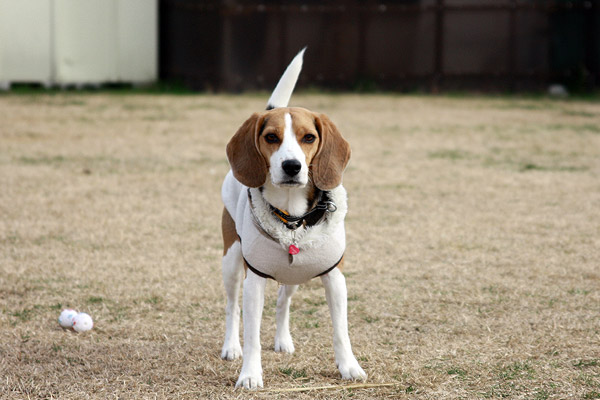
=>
[117,0,158,82]
[0,0,53,86]
[0,0,157,87]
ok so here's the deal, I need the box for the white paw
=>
[235,372,263,389]
[274,334,295,354]
[338,358,367,381]
[221,342,242,361]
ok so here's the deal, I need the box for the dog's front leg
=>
[275,284,298,353]
[321,268,367,381]
[236,269,266,389]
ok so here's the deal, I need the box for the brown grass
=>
[1,92,599,399]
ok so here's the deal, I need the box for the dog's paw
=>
[235,372,263,389]
[221,343,242,361]
[274,334,295,354]
[338,358,367,381]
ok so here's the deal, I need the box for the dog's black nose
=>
[282,159,302,176]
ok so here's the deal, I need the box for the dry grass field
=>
[1,92,599,399]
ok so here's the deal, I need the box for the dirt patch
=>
[1,93,599,399]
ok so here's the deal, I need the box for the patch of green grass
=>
[574,359,599,369]
[87,296,104,304]
[546,123,600,134]
[428,149,475,161]
[495,100,557,111]
[519,163,541,171]
[482,285,496,293]
[498,361,536,381]
[547,297,560,307]
[303,298,326,307]
[10,305,44,322]
[375,182,415,191]
[121,103,158,111]
[363,315,380,324]
[19,155,66,166]
[562,110,597,117]
[12,94,88,106]
[279,367,307,379]
[482,285,504,295]
[584,391,600,399]
[74,283,91,290]
[107,303,130,323]
[577,124,600,133]
[15,153,179,176]
[304,321,320,329]
[347,294,360,302]
[568,288,591,296]
[576,123,600,133]
[65,356,86,366]
[145,295,163,305]
[546,350,560,358]
[33,233,72,246]
[447,367,467,378]
[1,234,20,245]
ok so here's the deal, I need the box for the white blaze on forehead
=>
[271,113,306,164]
[285,112,293,139]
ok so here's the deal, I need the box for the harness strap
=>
[243,255,344,281]
[243,257,276,280]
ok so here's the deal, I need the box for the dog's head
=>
[226,107,350,190]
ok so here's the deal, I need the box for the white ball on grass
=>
[72,312,94,332]
[58,309,78,328]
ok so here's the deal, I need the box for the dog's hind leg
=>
[274,284,298,353]
[221,209,244,360]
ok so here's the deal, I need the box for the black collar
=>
[269,190,337,230]
[249,189,337,230]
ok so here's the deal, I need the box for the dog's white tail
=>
[266,47,306,110]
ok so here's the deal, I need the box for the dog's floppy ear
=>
[226,112,268,188]
[312,113,351,190]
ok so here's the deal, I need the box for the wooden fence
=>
[159,0,599,92]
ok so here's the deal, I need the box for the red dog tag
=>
[288,244,299,255]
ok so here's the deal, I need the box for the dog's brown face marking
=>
[256,108,320,170]
[226,107,350,190]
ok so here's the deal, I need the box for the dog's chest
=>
[237,187,347,285]
[240,206,346,285]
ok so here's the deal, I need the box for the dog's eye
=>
[303,134,316,144]
[264,133,279,144]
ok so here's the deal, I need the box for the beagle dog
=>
[220,49,366,389]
